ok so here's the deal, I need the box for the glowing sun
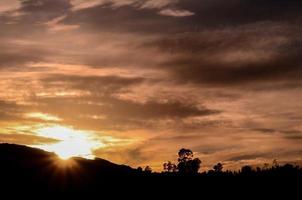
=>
[34,125,102,160]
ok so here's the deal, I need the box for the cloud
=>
[24,112,62,122]
[0,0,20,13]
[42,74,146,94]
[227,150,302,163]
[0,47,45,69]
[227,153,270,162]
[71,0,176,11]
[0,37,52,72]
[30,94,219,131]
[0,133,58,145]
[151,22,302,87]
[0,100,24,121]
[20,0,71,19]
[55,0,302,34]
[177,0,302,27]
[159,8,194,17]
[71,0,106,11]
[253,128,276,134]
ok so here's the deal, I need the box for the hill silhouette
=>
[0,143,301,196]
[0,143,143,194]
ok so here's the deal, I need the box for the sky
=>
[0,0,302,171]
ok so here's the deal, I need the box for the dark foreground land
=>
[0,143,301,197]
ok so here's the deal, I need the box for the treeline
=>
[137,148,302,177]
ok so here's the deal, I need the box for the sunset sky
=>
[1,0,302,171]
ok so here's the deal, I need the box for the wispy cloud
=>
[159,8,194,17]
[0,0,20,13]
[24,113,62,122]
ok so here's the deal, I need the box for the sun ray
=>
[33,125,102,159]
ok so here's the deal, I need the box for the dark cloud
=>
[84,98,217,120]
[60,0,302,34]
[151,24,302,87]
[2,0,302,88]
[227,153,270,162]
[63,1,190,34]
[197,146,235,155]
[0,37,52,71]
[282,130,302,135]
[227,149,302,162]
[55,0,302,88]
[253,128,276,134]
[285,135,302,140]
[281,130,302,141]
[0,100,23,121]
[29,93,220,131]
[178,0,302,27]
[19,0,72,22]
[0,48,44,69]
[42,74,146,93]
[2,0,302,34]
[33,74,220,130]
[251,128,302,141]
[170,54,302,86]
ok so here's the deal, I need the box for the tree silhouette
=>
[241,166,253,174]
[178,148,194,163]
[163,161,177,172]
[191,158,201,174]
[213,163,223,173]
[144,166,152,173]
[137,167,143,172]
[177,148,201,174]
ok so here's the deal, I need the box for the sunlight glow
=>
[25,112,62,122]
[34,125,102,160]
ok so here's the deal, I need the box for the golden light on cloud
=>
[34,125,102,160]
[25,113,62,122]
